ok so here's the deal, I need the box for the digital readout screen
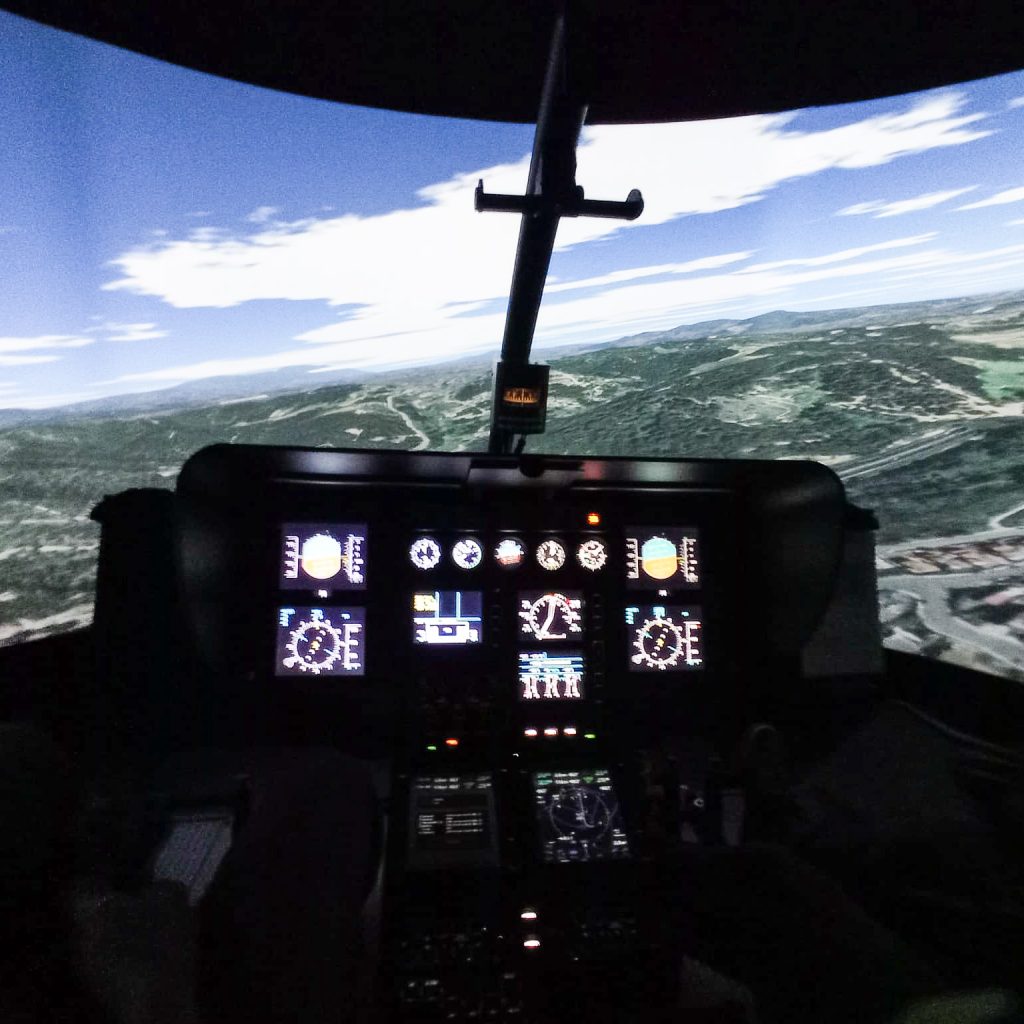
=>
[625,605,703,672]
[408,774,497,869]
[280,524,367,590]
[624,528,700,590]
[413,591,483,645]
[275,606,365,677]
[532,768,630,864]
[518,650,585,701]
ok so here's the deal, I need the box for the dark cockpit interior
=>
[2,2,1024,1022]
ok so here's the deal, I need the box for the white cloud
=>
[959,186,1024,210]
[246,205,281,224]
[1010,218,1024,226]
[105,233,1024,387]
[100,322,168,342]
[96,89,999,388]
[0,335,93,354]
[1009,97,1024,110]
[0,354,61,366]
[740,234,937,271]
[837,188,976,218]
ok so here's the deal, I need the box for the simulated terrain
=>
[2,290,1023,681]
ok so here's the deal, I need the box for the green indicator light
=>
[426,744,438,752]
[584,733,597,740]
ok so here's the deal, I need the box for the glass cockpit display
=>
[408,773,498,869]
[281,524,367,589]
[625,605,703,671]
[518,651,584,701]
[275,606,365,676]
[518,591,584,642]
[533,769,630,864]
[413,591,483,645]
[625,528,700,589]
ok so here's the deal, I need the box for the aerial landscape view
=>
[1,11,1023,683]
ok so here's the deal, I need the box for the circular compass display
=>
[632,616,686,670]
[625,604,703,673]
[451,537,484,570]
[576,538,607,572]
[519,591,583,641]
[409,536,442,570]
[547,785,612,842]
[536,538,567,571]
[494,537,526,569]
[284,619,343,674]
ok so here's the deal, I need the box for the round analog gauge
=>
[284,619,343,674]
[494,537,526,569]
[547,785,612,842]
[576,538,608,572]
[631,616,686,670]
[409,536,442,570]
[536,538,567,571]
[520,592,583,641]
[451,537,484,570]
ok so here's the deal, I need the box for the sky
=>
[2,10,1024,409]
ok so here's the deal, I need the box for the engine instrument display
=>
[409,536,442,571]
[413,591,483,645]
[275,606,365,676]
[518,651,584,701]
[518,591,584,642]
[408,773,498,869]
[532,768,630,864]
[625,528,700,589]
[625,605,703,671]
[576,538,608,572]
[281,524,367,589]
[535,538,567,571]
[452,537,484,570]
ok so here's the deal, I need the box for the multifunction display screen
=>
[518,651,584,701]
[625,528,700,589]
[413,591,483,645]
[281,524,367,590]
[625,605,703,672]
[518,591,584,642]
[532,768,630,864]
[275,606,365,677]
[408,774,498,869]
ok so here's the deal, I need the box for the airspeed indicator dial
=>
[576,538,607,572]
[631,616,685,670]
[409,536,442,570]
[536,539,567,571]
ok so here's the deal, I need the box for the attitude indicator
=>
[281,523,367,590]
[625,528,700,589]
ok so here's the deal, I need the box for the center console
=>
[167,444,846,1022]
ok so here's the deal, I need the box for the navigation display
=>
[281,524,367,590]
[625,605,703,671]
[413,591,483,645]
[408,774,498,869]
[275,606,365,676]
[532,768,630,864]
[518,651,584,701]
[518,591,584,642]
[625,528,700,589]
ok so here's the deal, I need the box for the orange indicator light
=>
[445,737,459,747]
[586,512,601,526]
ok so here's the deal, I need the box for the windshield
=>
[1,10,1023,683]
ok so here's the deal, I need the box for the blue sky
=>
[2,10,1024,409]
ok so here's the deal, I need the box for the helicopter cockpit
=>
[2,2,1024,1022]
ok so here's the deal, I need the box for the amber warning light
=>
[586,512,601,526]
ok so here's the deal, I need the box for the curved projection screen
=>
[1,11,1023,684]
